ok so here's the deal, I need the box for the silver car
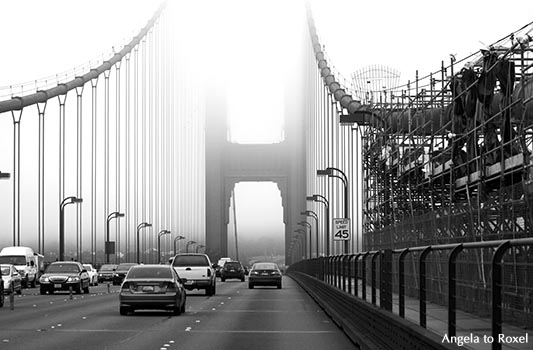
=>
[119,264,187,316]
[1,264,22,295]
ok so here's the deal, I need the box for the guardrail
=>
[288,238,533,350]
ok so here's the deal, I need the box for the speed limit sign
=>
[333,218,351,241]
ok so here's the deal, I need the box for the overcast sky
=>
[1,0,532,253]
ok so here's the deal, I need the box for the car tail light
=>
[121,282,130,291]
[166,282,177,292]
[207,268,211,277]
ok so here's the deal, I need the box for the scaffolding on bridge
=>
[357,24,533,251]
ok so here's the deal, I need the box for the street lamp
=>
[301,210,319,257]
[157,230,171,264]
[0,171,10,179]
[294,228,307,258]
[195,244,205,253]
[186,240,196,253]
[173,235,185,255]
[106,212,125,264]
[317,167,350,253]
[297,221,312,259]
[307,194,330,256]
[59,196,83,261]
[136,222,152,263]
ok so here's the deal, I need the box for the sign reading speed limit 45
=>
[333,218,351,241]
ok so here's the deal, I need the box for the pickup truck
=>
[170,253,216,296]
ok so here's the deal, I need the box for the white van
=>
[0,246,44,288]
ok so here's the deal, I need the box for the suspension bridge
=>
[0,1,532,349]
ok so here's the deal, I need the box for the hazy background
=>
[1,0,531,262]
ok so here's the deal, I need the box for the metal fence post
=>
[448,244,463,337]
[398,248,409,318]
[362,252,369,301]
[492,241,511,350]
[419,246,432,328]
[371,251,379,305]
[380,249,393,311]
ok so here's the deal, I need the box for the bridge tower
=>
[204,75,306,262]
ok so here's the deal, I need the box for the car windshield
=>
[1,266,10,275]
[253,263,278,270]
[46,263,80,273]
[0,256,26,265]
[83,265,92,271]
[173,255,208,267]
[100,265,116,271]
[127,267,173,279]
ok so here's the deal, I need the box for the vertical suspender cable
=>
[104,69,111,255]
[76,86,84,261]
[37,101,47,252]
[141,37,147,261]
[115,61,122,264]
[11,110,22,246]
[134,45,139,261]
[91,77,98,265]
[125,54,131,262]
[148,28,154,260]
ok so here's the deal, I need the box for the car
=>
[83,264,99,286]
[113,263,138,285]
[220,261,245,282]
[215,257,231,277]
[248,262,282,289]
[171,253,216,296]
[39,261,90,294]
[1,264,22,295]
[119,264,187,316]
[98,264,118,283]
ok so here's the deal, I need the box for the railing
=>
[288,238,533,350]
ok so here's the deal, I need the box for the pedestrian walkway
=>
[342,279,531,350]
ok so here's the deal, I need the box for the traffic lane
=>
[0,284,215,350]
[104,276,358,350]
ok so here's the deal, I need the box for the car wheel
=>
[248,283,253,289]
[40,287,46,295]
[205,286,213,296]
[180,300,186,314]
[76,283,82,294]
[0,294,4,307]
[119,306,130,316]
[173,304,182,316]
[221,277,225,282]
[16,286,22,295]
[83,284,90,294]
[277,283,282,289]
[241,277,245,282]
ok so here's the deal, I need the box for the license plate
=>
[142,285,154,292]
[261,273,269,276]
[54,284,62,288]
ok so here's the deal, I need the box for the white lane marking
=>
[211,308,216,310]
[186,330,337,334]
[169,341,175,344]
[195,320,200,323]
[185,327,192,332]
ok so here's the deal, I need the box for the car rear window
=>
[116,264,136,272]
[127,267,173,279]
[224,262,241,268]
[173,255,209,267]
[253,263,277,270]
[100,265,117,271]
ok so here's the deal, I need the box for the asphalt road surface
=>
[0,276,357,350]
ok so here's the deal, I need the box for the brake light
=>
[207,268,211,277]
[121,282,130,291]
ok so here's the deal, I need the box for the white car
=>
[83,264,99,286]
[1,264,22,295]
[170,253,216,296]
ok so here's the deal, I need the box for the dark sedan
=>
[39,261,90,294]
[220,261,245,282]
[248,262,282,289]
[119,264,187,315]
[113,263,137,285]
[98,264,117,283]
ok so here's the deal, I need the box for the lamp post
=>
[186,240,196,253]
[301,210,319,257]
[0,171,10,179]
[195,244,205,253]
[173,235,185,255]
[59,196,83,261]
[136,222,152,263]
[157,230,171,264]
[317,167,349,253]
[106,212,125,264]
[307,194,330,256]
[294,228,307,259]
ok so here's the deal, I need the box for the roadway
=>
[0,276,357,350]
